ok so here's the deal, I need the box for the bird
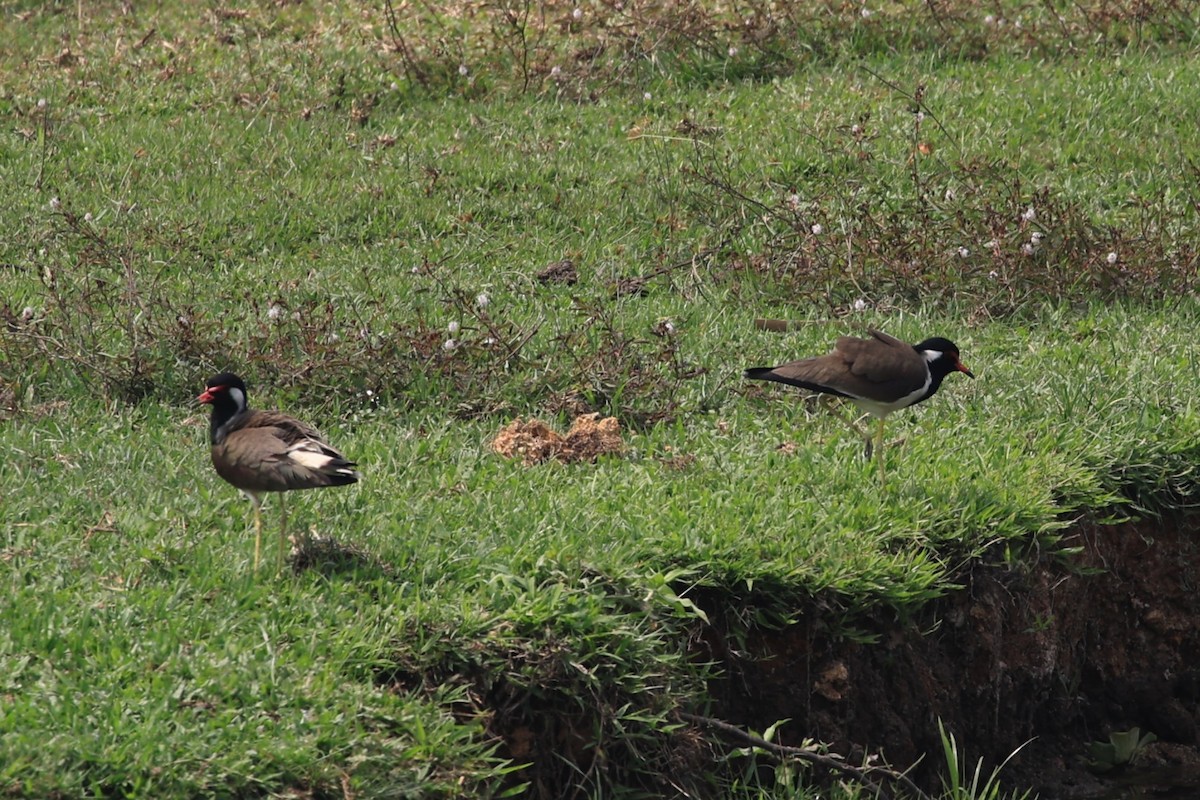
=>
[745,330,974,476]
[197,372,360,573]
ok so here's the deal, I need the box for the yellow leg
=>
[252,503,263,572]
[821,396,878,461]
[820,396,867,439]
[874,418,887,483]
[277,493,288,575]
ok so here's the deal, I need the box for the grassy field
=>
[3,1,1200,797]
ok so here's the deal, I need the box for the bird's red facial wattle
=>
[197,384,225,404]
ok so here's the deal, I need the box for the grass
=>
[3,1,1200,797]
[939,719,1035,800]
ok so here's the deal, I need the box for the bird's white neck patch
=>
[922,349,944,364]
[228,387,247,411]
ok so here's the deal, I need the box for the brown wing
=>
[745,330,927,402]
[837,330,927,387]
[237,409,327,446]
[212,411,359,494]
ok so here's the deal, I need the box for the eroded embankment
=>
[702,514,1200,797]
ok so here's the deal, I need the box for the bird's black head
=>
[198,372,248,403]
[913,337,975,381]
[198,373,249,436]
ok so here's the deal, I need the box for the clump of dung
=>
[492,414,624,465]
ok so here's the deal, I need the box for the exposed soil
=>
[702,514,1200,797]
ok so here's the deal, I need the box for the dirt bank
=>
[703,514,1200,796]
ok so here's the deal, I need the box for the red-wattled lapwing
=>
[745,330,974,476]
[198,372,360,572]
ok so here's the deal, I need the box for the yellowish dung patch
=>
[492,414,624,465]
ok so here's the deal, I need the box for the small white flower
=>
[787,193,801,209]
[727,46,739,57]
[475,292,490,308]
[390,81,399,91]
[811,223,823,235]
[851,123,863,135]
[410,265,420,274]
[20,306,35,321]
[458,64,469,76]
[1106,251,1119,265]
[944,187,956,202]
[1030,231,1045,245]
[988,269,999,280]
[664,321,676,335]
[983,239,997,250]
[572,7,583,20]
[957,246,970,258]
[447,320,460,334]
[643,91,652,101]
[860,7,872,18]
[443,338,459,351]
[482,336,497,345]
[852,297,869,312]
[327,332,340,343]
[915,110,925,123]
[37,98,47,109]
[550,65,562,78]
[83,212,93,223]
[49,196,61,210]
[267,304,283,321]
[984,14,996,26]
[1014,18,1022,29]
[1021,243,1035,256]
[366,389,374,397]
[1022,205,1037,222]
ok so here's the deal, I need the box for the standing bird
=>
[745,330,973,475]
[198,372,360,572]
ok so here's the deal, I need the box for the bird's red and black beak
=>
[956,360,975,379]
[197,384,224,404]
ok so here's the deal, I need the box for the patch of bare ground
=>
[700,514,1200,796]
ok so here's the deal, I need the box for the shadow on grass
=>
[289,533,401,580]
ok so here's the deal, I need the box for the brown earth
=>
[702,514,1200,797]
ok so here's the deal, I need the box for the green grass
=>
[3,1,1200,797]
[6,302,1200,796]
